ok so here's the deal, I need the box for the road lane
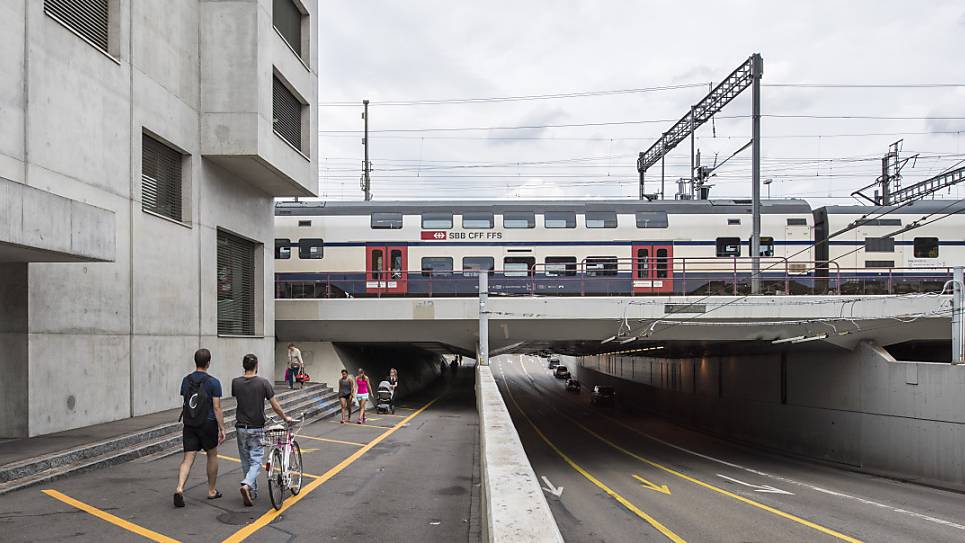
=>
[497,354,965,543]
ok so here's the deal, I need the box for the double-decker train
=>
[273,199,965,298]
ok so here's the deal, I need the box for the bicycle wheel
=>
[267,448,285,511]
[289,441,304,495]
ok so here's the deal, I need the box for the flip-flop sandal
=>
[207,491,223,500]
[173,493,185,508]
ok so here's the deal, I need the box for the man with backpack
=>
[174,348,226,508]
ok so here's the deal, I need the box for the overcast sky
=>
[315,1,965,204]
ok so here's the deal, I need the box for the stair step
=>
[0,384,338,495]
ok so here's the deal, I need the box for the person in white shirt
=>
[286,343,304,389]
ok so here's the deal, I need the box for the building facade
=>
[0,0,318,437]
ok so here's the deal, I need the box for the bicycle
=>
[261,414,305,510]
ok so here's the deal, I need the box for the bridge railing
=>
[275,258,955,299]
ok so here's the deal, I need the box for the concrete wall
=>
[273,341,444,399]
[0,1,317,437]
[577,343,965,491]
[0,264,28,438]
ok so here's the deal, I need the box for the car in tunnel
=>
[547,357,561,369]
[554,365,570,379]
[590,385,616,406]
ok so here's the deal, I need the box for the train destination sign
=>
[421,230,504,240]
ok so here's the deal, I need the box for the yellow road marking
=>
[42,489,180,543]
[221,396,440,543]
[564,415,862,543]
[296,434,366,447]
[330,421,393,429]
[499,372,685,543]
[377,413,406,418]
[633,474,671,495]
[218,454,320,479]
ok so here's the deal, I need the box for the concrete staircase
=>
[0,382,340,495]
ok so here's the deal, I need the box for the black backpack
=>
[181,374,211,427]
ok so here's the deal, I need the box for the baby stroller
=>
[375,380,394,414]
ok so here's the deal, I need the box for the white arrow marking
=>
[716,474,794,495]
[541,476,564,499]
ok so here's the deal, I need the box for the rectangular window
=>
[716,237,741,257]
[750,236,775,257]
[421,257,453,276]
[913,237,939,258]
[635,248,649,278]
[141,134,184,222]
[865,237,895,252]
[422,212,453,229]
[787,218,807,226]
[585,211,617,229]
[636,211,669,228]
[727,218,741,225]
[298,220,311,227]
[273,75,303,151]
[462,212,494,229]
[504,256,535,277]
[371,212,403,229]
[503,212,535,229]
[865,260,895,268]
[462,256,494,275]
[544,211,576,229]
[273,0,304,59]
[298,238,323,259]
[586,257,618,277]
[45,0,109,52]
[856,218,902,227]
[217,230,256,336]
[545,256,577,277]
[275,238,291,260]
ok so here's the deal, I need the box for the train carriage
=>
[274,199,817,297]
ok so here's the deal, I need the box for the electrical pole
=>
[361,99,372,201]
[690,106,696,188]
[954,266,963,364]
[478,271,489,366]
[750,53,763,295]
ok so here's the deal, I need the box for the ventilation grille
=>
[273,0,302,57]
[273,76,302,150]
[142,134,183,222]
[217,231,256,336]
[45,0,109,51]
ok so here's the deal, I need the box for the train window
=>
[716,237,741,257]
[655,248,668,279]
[462,256,494,276]
[787,218,807,226]
[865,260,895,268]
[586,257,618,277]
[727,218,741,225]
[462,212,494,229]
[503,212,535,229]
[422,212,453,229]
[421,257,453,277]
[544,211,576,229]
[635,249,649,278]
[371,212,403,229]
[371,250,384,279]
[298,220,311,227]
[747,236,775,257]
[504,256,535,277]
[274,238,291,259]
[298,238,324,259]
[585,211,617,229]
[914,237,939,258]
[864,237,895,252]
[635,211,669,228]
[389,249,403,279]
[545,256,577,277]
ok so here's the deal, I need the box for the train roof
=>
[275,199,814,216]
[817,200,965,215]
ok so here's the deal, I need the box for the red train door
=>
[632,244,673,294]
[366,245,408,295]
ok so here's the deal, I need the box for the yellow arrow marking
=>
[633,474,671,495]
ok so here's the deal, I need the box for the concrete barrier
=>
[476,365,563,543]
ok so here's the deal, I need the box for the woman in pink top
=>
[355,369,370,424]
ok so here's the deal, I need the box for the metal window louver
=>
[273,0,303,58]
[45,0,109,52]
[273,76,302,150]
[217,230,256,336]
[141,134,183,222]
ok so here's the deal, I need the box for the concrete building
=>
[0,0,318,437]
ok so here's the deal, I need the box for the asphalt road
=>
[494,354,965,543]
[0,370,481,543]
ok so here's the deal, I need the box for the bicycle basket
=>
[260,428,288,447]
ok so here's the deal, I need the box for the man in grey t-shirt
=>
[231,353,291,506]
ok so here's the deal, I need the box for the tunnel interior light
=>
[791,333,829,344]
[601,335,617,344]
[619,336,638,344]
[771,335,806,344]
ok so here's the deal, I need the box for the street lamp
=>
[763,178,773,199]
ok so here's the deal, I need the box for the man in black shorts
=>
[174,348,226,507]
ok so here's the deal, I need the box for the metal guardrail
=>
[275,257,955,299]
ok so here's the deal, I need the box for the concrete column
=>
[0,263,29,437]
[954,266,963,364]
[478,272,489,365]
